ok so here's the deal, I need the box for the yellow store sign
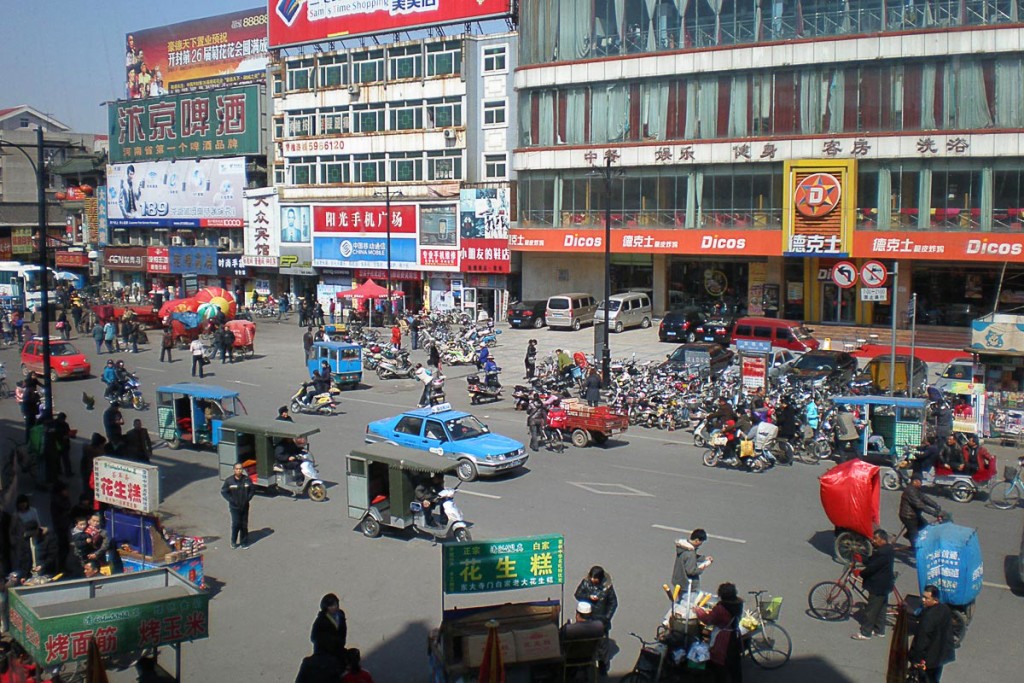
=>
[783,159,857,257]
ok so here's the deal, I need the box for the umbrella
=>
[195,286,237,318]
[53,271,79,281]
[336,278,402,299]
[477,619,506,683]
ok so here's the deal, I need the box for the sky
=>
[0,0,262,134]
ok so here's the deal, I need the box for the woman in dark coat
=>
[696,582,745,683]
[584,368,602,407]
[310,593,347,665]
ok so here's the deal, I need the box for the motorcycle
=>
[108,373,148,410]
[467,372,503,404]
[272,449,327,500]
[880,446,994,504]
[410,484,471,542]
[702,434,775,472]
[376,353,414,380]
[289,383,339,416]
[427,374,446,406]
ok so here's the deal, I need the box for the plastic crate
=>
[759,596,783,622]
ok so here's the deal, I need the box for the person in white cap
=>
[560,600,605,642]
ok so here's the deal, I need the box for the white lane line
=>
[567,482,654,497]
[982,580,1012,591]
[651,524,748,544]
[459,489,502,500]
[606,463,755,488]
[232,380,261,387]
[136,366,166,373]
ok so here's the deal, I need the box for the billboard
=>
[313,236,417,269]
[109,85,263,163]
[125,8,269,100]
[106,158,247,228]
[460,188,510,274]
[782,159,857,258]
[269,0,514,48]
[280,205,312,243]
[419,203,459,272]
[243,188,280,267]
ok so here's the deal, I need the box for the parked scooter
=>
[376,352,414,380]
[467,373,503,404]
[410,482,471,542]
[289,383,339,416]
[271,449,327,500]
[427,374,446,406]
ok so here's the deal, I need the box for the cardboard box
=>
[464,632,517,667]
[514,624,561,662]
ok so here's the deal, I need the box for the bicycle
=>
[807,557,907,623]
[743,589,791,669]
[619,631,687,683]
[988,464,1023,509]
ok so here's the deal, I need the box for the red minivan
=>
[730,317,819,352]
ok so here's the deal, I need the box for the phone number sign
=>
[443,534,564,595]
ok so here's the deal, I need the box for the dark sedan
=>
[785,350,858,387]
[692,318,734,345]
[661,343,734,376]
[507,300,547,329]
[659,306,704,343]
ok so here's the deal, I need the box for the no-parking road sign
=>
[860,260,888,287]
[831,261,858,289]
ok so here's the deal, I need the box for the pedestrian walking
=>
[908,585,956,682]
[103,402,125,450]
[128,320,140,353]
[409,314,420,350]
[103,320,116,353]
[92,322,104,354]
[573,565,617,675]
[71,303,83,333]
[527,398,546,452]
[56,311,70,340]
[220,326,235,364]
[21,378,40,439]
[329,298,336,325]
[427,342,441,371]
[122,419,154,463]
[54,412,73,477]
[414,363,432,407]
[584,367,602,407]
[160,327,174,362]
[310,593,347,664]
[190,338,206,378]
[851,529,895,640]
[303,326,314,362]
[673,529,713,595]
[221,462,255,548]
[391,323,402,349]
[525,339,537,379]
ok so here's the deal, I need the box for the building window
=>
[287,112,314,137]
[318,55,348,88]
[484,154,507,179]
[427,150,462,181]
[320,110,348,135]
[322,156,351,184]
[354,154,386,182]
[272,72,283,96]
[483,45,507,73]
[483,100,506,126]
[290,157,316,185]
[287,58,315,91]
[352,49,385,84]
[390,101,423,131]
[274,167,285,186]
[19,117,29,128]
[352,104,385,133]
[426,97,462,128]
[427,40,462,77]
[390,152,424,182]
[273,117,284,140]
[389,45,423,80]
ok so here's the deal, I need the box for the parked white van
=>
[596,292,653,332]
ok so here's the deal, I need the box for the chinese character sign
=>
[125,7,269,100]
[418,204,459,272]
[459,188,511,274]
[106,158,247,228]
[109,85,262,163]
[443,535,565,595]
[244,188,280,266]
[93,457,159,513]
[783,160,857,257]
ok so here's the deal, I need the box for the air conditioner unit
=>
[171,236,183,246]
[347,84,360,97]
[218,237,231,250]
[443,128,457,140]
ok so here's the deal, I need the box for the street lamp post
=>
[385,186,392,325]
[1,128,54,418]
[601,157,612,389]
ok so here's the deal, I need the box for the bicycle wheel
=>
[807,581,853,621]
[747,622,791,669]
[950,609,968,649]
[988,481,1021,510]
[834,531,872,564]
[798,442,820,465]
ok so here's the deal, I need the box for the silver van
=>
[545,293,598,330]
[597,292,653,332]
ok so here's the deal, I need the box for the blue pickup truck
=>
[365,403,528,481]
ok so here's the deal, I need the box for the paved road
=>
[1,318,1019,682]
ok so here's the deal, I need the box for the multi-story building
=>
[513,0,1024,332]
[271,32,517,319]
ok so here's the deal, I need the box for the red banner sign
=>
[854,231,1024,262]
[0,238,11,261]
[355,268,421,281]
[54,252,89,268]
[313,204,417,234]
[269,0,513,48]
[147,247,171,274]
[460,238,511,274]
[418,248,459,268]
[509,228,781,256]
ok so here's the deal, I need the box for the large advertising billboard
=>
[459,188,510,274]
[243,188,280,267]
[109,85,263,163]
[106,158,247,228]
[269,0,513,48]
[125,8,269,100]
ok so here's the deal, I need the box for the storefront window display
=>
[912,264,1024,327]
[610,254,653,297]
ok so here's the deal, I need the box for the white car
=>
[932,357,975,393]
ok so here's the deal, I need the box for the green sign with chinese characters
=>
[443,535,564,595]
[108,84,263,162]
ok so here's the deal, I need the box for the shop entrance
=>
[820,282,856,323]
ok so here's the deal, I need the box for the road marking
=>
[232,380,261,387]
[459,489,502,500]
[567,482,654,497]
[606,463,755,488]
[982,580,1012,591]
[136,366,166,373]
[651,524,747,544]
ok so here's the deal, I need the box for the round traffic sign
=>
[831,261,858,289]
[860,260,888,287]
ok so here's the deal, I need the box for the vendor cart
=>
[307,340,363,388]
[155,383,246,450]
[559,398,629,447]
[830,395,927,463]
[225,318,256,359]
[8,568,209,682]
[915,521,982,648]
[819,459,881,563]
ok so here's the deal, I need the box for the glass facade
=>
[521,0,1024,65]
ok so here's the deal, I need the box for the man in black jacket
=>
[909,584,955,682]
[899,475,943,546]
[851,529,895,640]
[573,565,618,675]
[938,434,963,471]
[221,463,255,548]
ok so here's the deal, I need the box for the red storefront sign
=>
[54,251,89,267]
[460,238,511,273]
[313,205,417,234]
[147,247,171,274]
[854,231,1024,262]
[355,269,421,281]
[418,248,459,268]
[103,247,147,270]
[0,238,11,261]
[508,228,781,256]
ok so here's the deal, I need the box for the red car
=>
[20,340,92,380]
